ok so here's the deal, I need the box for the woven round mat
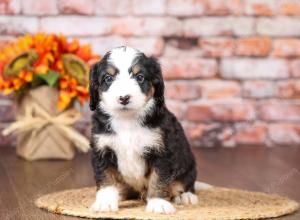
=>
[35,185,299,220]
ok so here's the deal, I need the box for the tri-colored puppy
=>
[89,46,198,214]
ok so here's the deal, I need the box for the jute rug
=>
[35,183,299,220]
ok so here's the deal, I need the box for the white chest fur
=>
[95,117,162,191]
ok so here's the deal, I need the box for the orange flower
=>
[58,90,73,110]
[59,76,69,89]
[0,61,5,73]
[0,33,100,110]
[1,80,14,95]
[76,44,92,61]
[35,65,49,74]
[12,78,23,90]
[67,39,79,53]
[19,70,33,82]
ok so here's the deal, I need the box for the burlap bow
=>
[2,102,90,153]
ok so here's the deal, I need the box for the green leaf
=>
[37,71,60,87]
[31,74,44,88]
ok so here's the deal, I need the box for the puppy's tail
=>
[194,181,213,191]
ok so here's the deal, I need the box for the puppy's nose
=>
[119,95,131,105]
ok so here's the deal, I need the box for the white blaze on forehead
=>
[100,46,152,117]
[108,46,140,72]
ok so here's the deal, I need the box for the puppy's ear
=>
[89,63,100,111]
[147,57,164,100]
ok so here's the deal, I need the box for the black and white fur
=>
[89,46,198,214]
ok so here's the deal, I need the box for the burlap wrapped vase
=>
[2,86,89,161]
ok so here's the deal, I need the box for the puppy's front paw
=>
[90,186,119,212]
[174,192,198,205]
[90,199,118,212]
[146,198,176,214]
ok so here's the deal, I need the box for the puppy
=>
[89,46,198,214]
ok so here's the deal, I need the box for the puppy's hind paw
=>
[174,192,198,205]
[146,198,176,214]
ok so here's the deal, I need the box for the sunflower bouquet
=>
[0,33,100,160]
[0,33,99,110]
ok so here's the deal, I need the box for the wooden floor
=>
[0,146,299,220]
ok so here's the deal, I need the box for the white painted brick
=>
[0,0,21,14]
[40,16,114,36]
[166,0,205,16]
[81,36,164,56]
[94,0,131,15]
[132,0,166,15]
[221,59,289,79]
[80,36,126,55]
[0,16,38,35]
[183,17,254,37]
[112,17,182,36]
[257,17,300,36]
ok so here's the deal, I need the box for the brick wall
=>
[1,0,300,147]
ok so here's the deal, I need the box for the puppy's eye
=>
[136,74,144,83]
[104,75,114,84]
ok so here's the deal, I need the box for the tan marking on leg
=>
[147,169,171,200]
[145,170,176,214]
[170,181,184,198]
[96,168,139,200]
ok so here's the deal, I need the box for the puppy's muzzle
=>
[118,95,131,105]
